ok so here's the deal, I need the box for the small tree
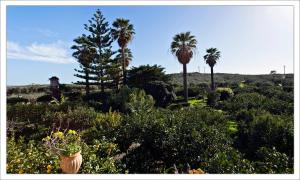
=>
[127,64,170,88]
[204,48,221,91]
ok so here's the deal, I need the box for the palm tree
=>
[115,48,133,68]
[111,18,135,85]
[171,32,197,102]
[204,48,221,90]
[71,36,96,95]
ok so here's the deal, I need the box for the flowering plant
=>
[43,129,81,157]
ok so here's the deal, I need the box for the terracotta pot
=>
[60,151,82,174]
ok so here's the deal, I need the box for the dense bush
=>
[36,94,53,103]
[205,148,254,174]
[63,91,82,101]
[206,90,220,107]
[117,107,234,173]
[143,81,176,107]
[79,139,123,173]
[128,89,155,114]
[7,97,29,104]
[254,147,293,174]
[82,91,110,102]
[234,109,293,159]
[216,87,234,101]
[219,93,266,112]
[7,137,60,174]
[175,85,206,98]
[43,106,97,131]
[7,103,95,140]
[127,64,170,88]
[7,103,51,139]
[219,92,293,115]
[108,86,135,113]
[81,110,123,143]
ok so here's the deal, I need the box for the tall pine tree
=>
[84,9,114,92]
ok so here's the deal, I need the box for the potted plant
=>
[43,129,82,174]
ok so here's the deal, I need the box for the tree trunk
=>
[85,71,90,95]
[210,66,214,90]
[100,69,104,93]
[183,63,188,102]
[122,47,126,85]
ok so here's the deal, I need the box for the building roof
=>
[49,76,59,80]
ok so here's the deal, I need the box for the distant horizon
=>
[7,6,293,85]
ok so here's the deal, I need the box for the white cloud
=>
[7,40,75,64]
[36,28,58,37]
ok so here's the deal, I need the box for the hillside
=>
[168,72,294,86]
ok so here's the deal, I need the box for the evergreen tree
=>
[84,9,114,92]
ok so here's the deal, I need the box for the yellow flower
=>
[47,165,53,170]
[53,131,64,139]
[67,130,77,135]
[47,169,51,174]
[18,169,24,174]
[43,136,51,142]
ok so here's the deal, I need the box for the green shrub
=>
[188,99,206,107]
[216,87,234,101]
[254,147,293,174]
[108,86,134,113]
[118,107,233,173]
[7,97,29,104]
[127,64,170,88]
[81,110,123,143]
[7,137,60,174]
[143,81,176,107]
[234,110,293,159]
[206,148,254,174]
[43,106,97,131]
[7,103,51,139]
[82,91,110,102]
[128,89,155,114]
[206,91,220,107]
[36,94,53,103]
[166,103,183,110]
[220,93,266,112]
[79,139,123,173]
[63,91,82,101]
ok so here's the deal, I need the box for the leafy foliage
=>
[127,64,170,88]
[7,97,29,104]
[117,107,234,173]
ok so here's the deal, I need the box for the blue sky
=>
[7,5,293,85]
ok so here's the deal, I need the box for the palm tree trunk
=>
[122,47,126,85]
[210,66,214,90]
[183,63,188,102]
